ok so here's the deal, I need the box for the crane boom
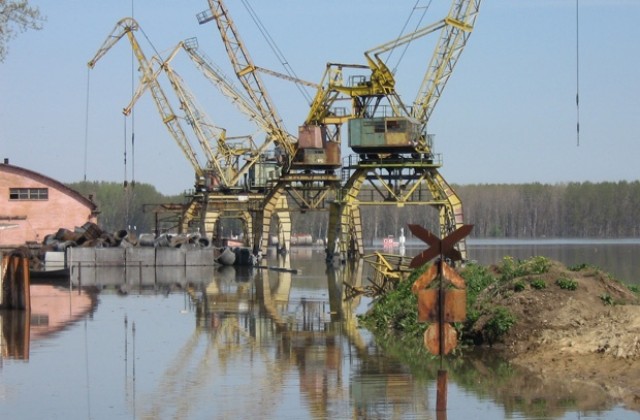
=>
[161,58,233,187]
[181,40,287,178]
[252,65,318,89]
[87,17,204,181]
[198,0,344,256]
[304,63,368,127]
[364,0,480,118]
[197,0,297,162]
[122,42,264,191]
[412,0,481,127]
[181,39,264,129]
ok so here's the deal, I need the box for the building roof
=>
[0,161,97,211]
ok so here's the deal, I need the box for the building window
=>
[9,188,49,201]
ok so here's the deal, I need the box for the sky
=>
[1,0,638,196]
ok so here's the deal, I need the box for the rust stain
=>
[417,289,466,323]
[424,323,457,355]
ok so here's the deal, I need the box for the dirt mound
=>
[472,260,640,410]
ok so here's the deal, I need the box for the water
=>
[1,242,639,419]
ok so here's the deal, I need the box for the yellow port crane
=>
[318,0,482,261]
[125,43,259,191]
[124,42,266,242]
[88,18,261,242]
[179,38,285,188]
[87,18,208,192]
[197,0,342,255]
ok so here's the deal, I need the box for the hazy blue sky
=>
[1,0,638,195]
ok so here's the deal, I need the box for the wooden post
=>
[436,261,448,413]
[436,369,448,412]
[2,307,30,359]
[22,255,30,312]
[0,254,30,310]
[0,254,5,305]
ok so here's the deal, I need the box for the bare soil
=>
[471,261,640,411]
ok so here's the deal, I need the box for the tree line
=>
[67,181,184,235]
[67,181,640,240]
[457,182,640,238]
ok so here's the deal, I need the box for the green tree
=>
[0,0,45,62]
[66,181,181,234]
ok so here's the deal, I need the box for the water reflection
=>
[70,261,220,290]
[1,244,638,418]
[182,255,382,419]
[1,285,97,360]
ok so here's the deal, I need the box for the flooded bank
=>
[1,243,639,419]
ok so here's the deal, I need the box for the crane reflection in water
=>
[4,247,623,418]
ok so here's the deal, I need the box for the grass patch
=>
[513,280,526,292]
[359,256,562,349]
[483,307,516,345]
[556,277,578,291]
[461,262,497,307]
[498,256,551,282]
[569,262,590,271]
[600,293,614,306]
[530,278,547,290]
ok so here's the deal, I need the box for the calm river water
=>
[1,241,639,419]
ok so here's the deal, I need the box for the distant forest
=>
[67,181,640,241]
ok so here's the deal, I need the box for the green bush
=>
[498,256,520,282]
[513,280,526,292]
[556,277,578,291]
[527,256,552,274]
[461,263,497,308]
[568,263,589,271]
[498,256,551,282]
[358,263,427,337]
[600,293,614,306]
[530,278,546,290]
[484,307,516,344]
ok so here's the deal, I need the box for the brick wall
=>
[0,164,97,247]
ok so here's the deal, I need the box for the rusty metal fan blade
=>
[410,246,440,268]
[440,224,473,257]
[408,224,440,247]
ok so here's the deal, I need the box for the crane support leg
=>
[275,206,291,255]
[181,199,202,234]
[203,210,219,244]
[328,163,468,262]
[240,210,253,250]
[255,189,291,256]
[334,203,364,260]
[425,169,468,261]
[326,202,342,261]
[327,169,367,262]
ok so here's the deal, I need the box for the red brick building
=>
[0,160,98,248]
